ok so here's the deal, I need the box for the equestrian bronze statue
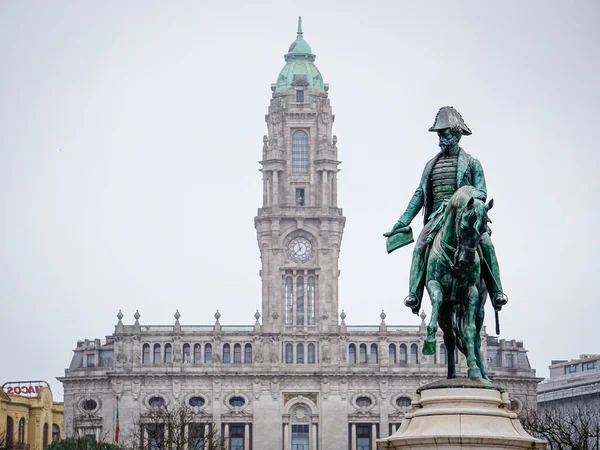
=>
[384,107,508,380]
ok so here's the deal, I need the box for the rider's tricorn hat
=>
[429,106,472,136]
[386,226,414,254]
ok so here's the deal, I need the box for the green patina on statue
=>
[384,107,508,380]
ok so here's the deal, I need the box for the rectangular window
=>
[229,424,244,450]
[583,361,597,371]
[291,424,309,450]
[505,354,514,368]
[147,425,164,450]
[189,424,205,450]
[296,90,304,103]
[86,354,95,367]
[356,425,371,450]
[295,188,305,206]
[568,364,577,373]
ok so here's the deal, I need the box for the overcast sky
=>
[1,1,598,398]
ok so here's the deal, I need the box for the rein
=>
[439,205,478,272]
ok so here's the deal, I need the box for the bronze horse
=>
[422,185,494,380]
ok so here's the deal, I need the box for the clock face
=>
[288,237,313,262]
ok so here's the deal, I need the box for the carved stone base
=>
[377,379,546,449]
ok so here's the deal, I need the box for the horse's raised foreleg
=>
[439,302,456,379]
[475,279,490,381]
[465,285,482,380]
[423,280,443,355]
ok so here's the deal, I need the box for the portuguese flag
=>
[115,398,120,443]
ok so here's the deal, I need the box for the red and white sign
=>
[2,381,50,397]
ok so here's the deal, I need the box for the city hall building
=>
[60,19,540,450]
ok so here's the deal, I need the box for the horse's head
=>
[455,196,494,269]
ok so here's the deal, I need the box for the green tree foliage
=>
[46,437,120,450]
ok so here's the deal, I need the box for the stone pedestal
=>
[377,379,546,449]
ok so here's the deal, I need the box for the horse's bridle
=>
[440,202,483,272]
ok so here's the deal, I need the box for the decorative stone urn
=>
[377,379,546,449]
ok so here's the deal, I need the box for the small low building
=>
[538,354,600,411]
[0,381,64,450]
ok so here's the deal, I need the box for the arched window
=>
[183,344,190,363]
[233,344,242,364]
[389,344,397,365]
[164,344,172,364]
[411,343,419,364]
[6,416,14,447]
[223,344,231,364]
[440,344,447,365]
[307,277,316,325]
[43,423,49,449]
[370,344,378,364]
[292,130,309,174]
[204,344,212,364]
[349,344,356,364]
[297,343,305,364]
[399,344,407,364]
[193,344,201,364]
[18,418,25,444]
[153,344,161,364]
[307,343,316,364]
[296,277,304,325]
[52,424,60,442]
[142,344,150,365]
[285,343,293,364]
[285,276,293,325]
[359,344,367,364]
[244,344,252,364]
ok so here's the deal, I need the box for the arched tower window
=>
[164,344,172,364]
[285,276,294,325]
[307,276,316,325]
[52,424,60,442]
[440,344,447,364]
[223,344,231,364]
[182,343,190,363]
[18,418,25,444]
[6,416,14,448]
[370,344,378,364]
[153,344,161,364]
[411,343,419,364]
[349,344,356,364]
[43,423,49,449]
[244,343,252,364]
[296,277,304,325]
[297,343,305,364]
[204,344,212,364]
[285,343,293,364]
[307,343,316,364]
[399,344,407,364]
[359,344,367,364]
[292,130,309,174]
[233,344,242,364]
[193,344,201,364]
[389,344,397,365]
[142,344,150,365]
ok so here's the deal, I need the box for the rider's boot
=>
[404,294,421,316]
[491,292,508,311]
[480,234,508,311]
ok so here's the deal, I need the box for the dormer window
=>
[296,90,304,103]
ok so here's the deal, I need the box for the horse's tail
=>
[453,302,468,356]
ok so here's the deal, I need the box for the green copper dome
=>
[275,17,324,92]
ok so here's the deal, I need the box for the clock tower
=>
[255,17,345,334]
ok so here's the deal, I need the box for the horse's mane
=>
[449,185,486,209]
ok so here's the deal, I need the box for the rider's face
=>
[437,128,460,151]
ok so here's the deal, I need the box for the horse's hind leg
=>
[439,302,456,379]
[465,286,482,380]
[423,280,443,355]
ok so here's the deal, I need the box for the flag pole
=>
[115,395,120,444]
